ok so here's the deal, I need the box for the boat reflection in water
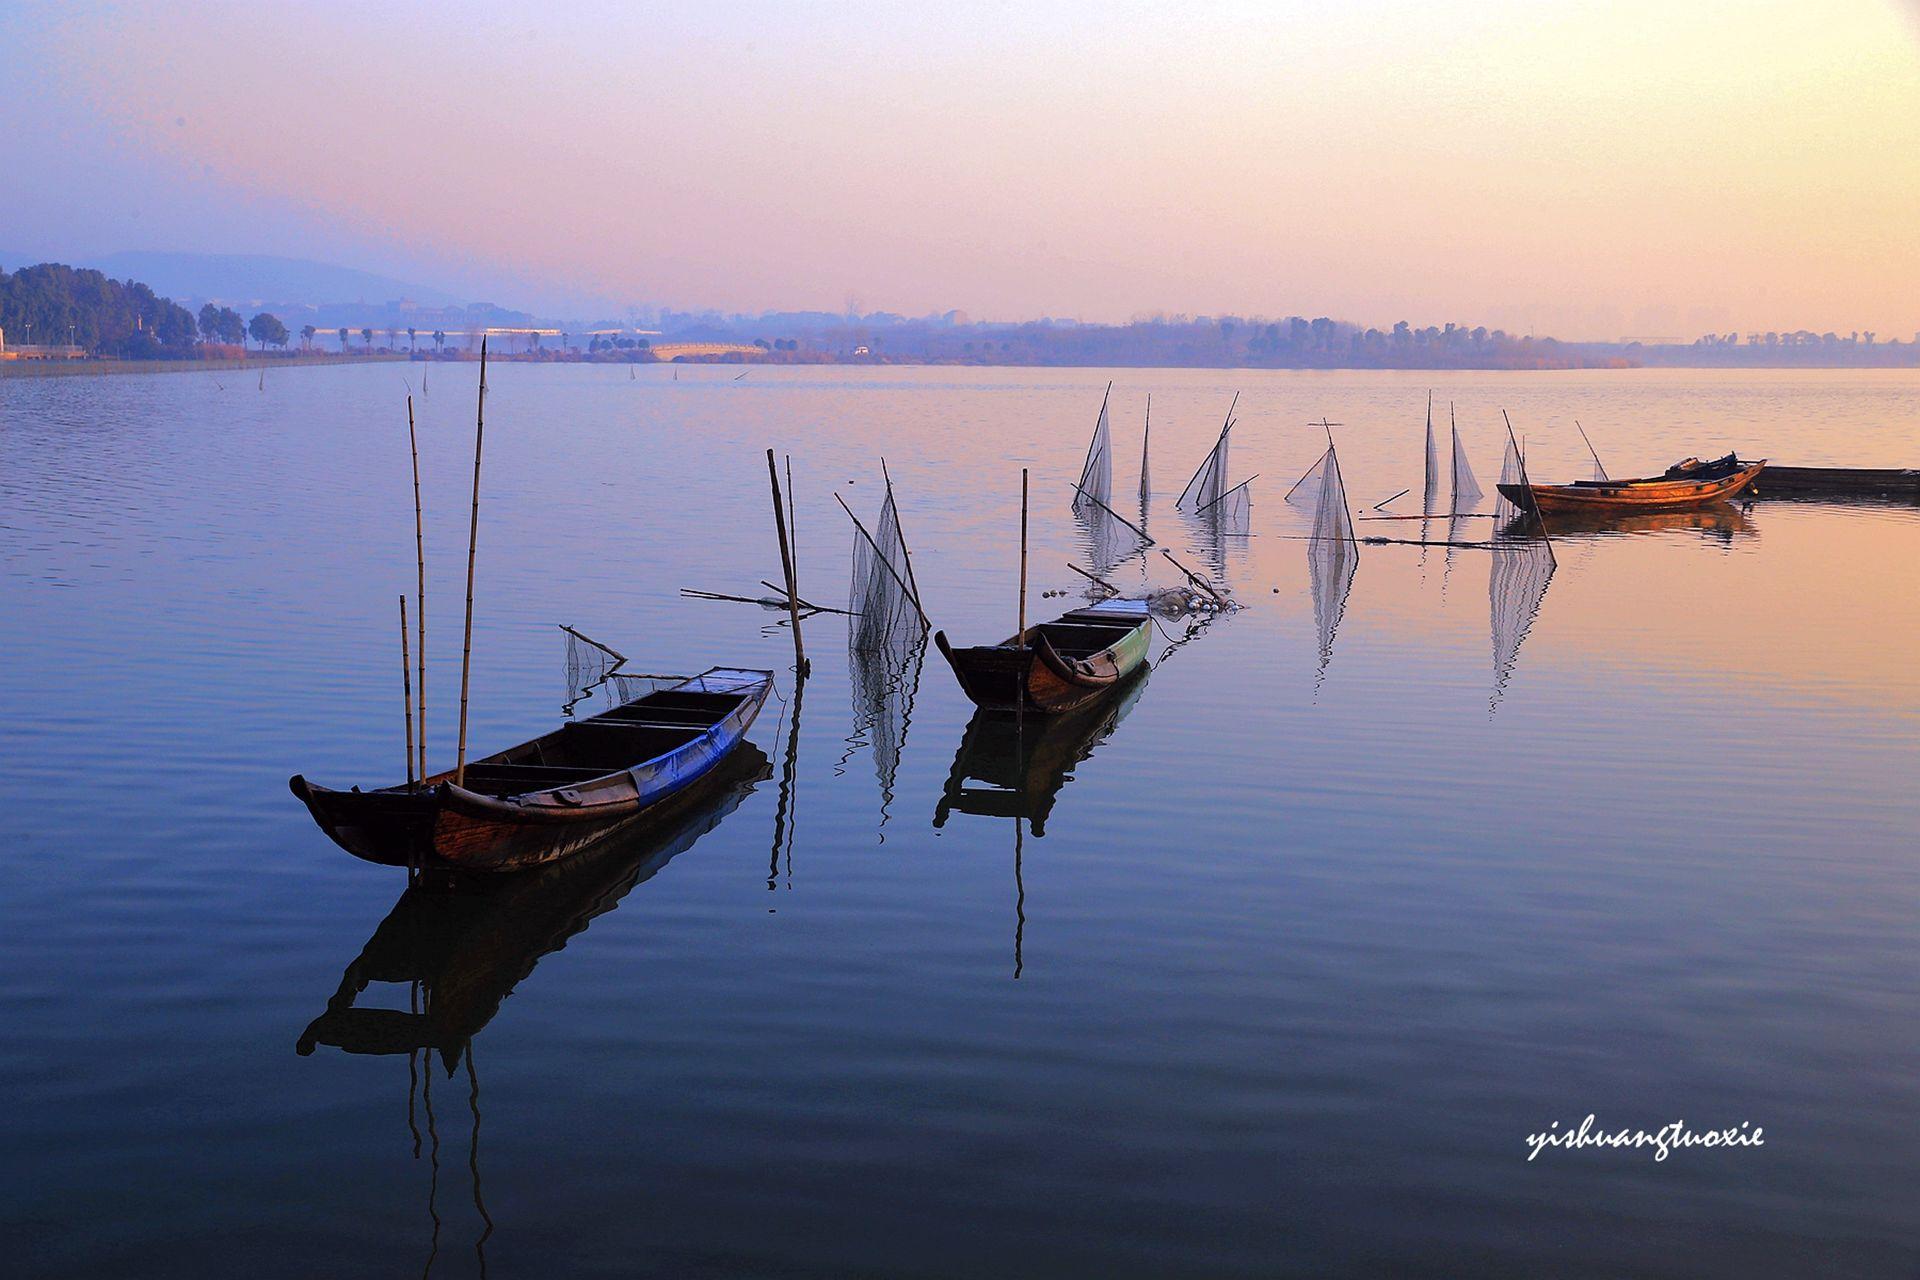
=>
[295,746,770,1273]
[1524,503,1759,545]
[935,669,1149,837]
[934,671,1149,978]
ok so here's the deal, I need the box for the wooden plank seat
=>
[457,762,611,795]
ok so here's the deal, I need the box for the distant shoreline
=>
[0,353,410,379]
[7,351,1915,379]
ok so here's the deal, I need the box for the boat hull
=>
[290,668,771,872]
[935,601,1153,715]
[1499,460,1766,513]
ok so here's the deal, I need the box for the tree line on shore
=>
[0,262,306,359]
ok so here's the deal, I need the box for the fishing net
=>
[1183,477,1252,580]
[1489,541,1555,712]
[1424,400,1444,512]
[606,671,690,706]
[1299,443,1358,683]
[1306,446,1355,544]
[1308,534,1358,683]
[1073,390,1114,515]
[843,635,926,833]
[562,626,625,715]
[1195,478,1252,532]
[1494,434,1535,528]
[1179,421,1233,512]
[1139,395,1152,505]
[1077,503,1150,578]
[1452,423,1484,505]
[844,481,927,834]
[849,485,924,654]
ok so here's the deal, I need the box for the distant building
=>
[0,329,87,360]
[853,344,871,356]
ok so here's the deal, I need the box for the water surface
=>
[3,365,1918,1277]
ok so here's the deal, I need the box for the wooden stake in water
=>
[407,395,427,782]
[767,448,806,674]
[1017,468,1029,643]
[454,339,488,788]
[400,595,416,789]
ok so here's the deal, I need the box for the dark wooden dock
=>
[1754,465,1920,497]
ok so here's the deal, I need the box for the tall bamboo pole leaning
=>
[1017,468,1029,642]
[400,596,416,788]
[767,448,806,675]
[454,339,489,788]
[406,395,427,781]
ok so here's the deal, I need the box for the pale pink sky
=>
[5,1,1918,338]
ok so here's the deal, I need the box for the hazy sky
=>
[4,1,1918,337]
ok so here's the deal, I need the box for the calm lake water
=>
[3,363,1918,1278]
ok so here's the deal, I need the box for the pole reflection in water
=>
[296,747,770,1267]
[771,676,804,892]
[1012,816,1025,981]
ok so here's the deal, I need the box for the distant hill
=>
[2,251,464,310]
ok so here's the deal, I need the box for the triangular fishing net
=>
[1452,421,1483,506]
[1285,451,1327,506]
[1309,446,1355,544]
[843,479,928,832]
[1187,477,1252,559]
[1179,421,1233,512]
[1073,390,1114,515]
[562,626,624,715]
[1424,400,1444,512]
[1489,540,1555,712]
[849,485,924,654]
[1300,443,1358,683]
[1139,396,1152,505]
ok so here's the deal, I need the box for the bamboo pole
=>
[1194,475,1258,516]
[407,394,427,782]
[1066,562,1120,595]
[1575,420,1609,481]
[785,455,799,581]
[1017,469,1029,642]
[1160,548,1225,603]
[880,458,926,615]
[1067,480,1155,544]
[400,596,416,788]
[768,449,806,674]
[454,339,488,788]
[1502,410,1556,564]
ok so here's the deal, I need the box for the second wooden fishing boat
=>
[1498,453,1765,513]
[290,667,772,873]
[934,598,1153,715]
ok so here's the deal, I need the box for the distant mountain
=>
[52,252,465,310]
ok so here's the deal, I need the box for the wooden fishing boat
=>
[934,598,1153,715]
[290,667,773,872]
[1497,454,1766,513]
[298,745,770,1059]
